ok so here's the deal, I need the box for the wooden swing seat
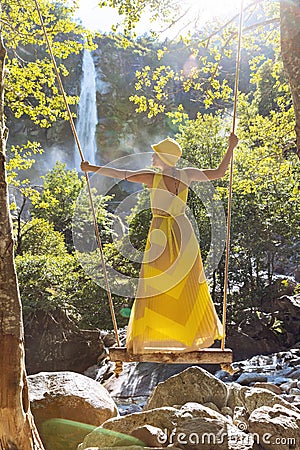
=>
[109,347,233,364]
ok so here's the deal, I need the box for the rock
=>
[271,295,300,342]
[203,402,221,413]
[79,402,235,450]
[221,406,233,418]
[248,404,300,450]
[28,371,118,450]
[253,382,282,395]
[227,383,251,410]
[130,425,167,447]
[270,376,293,385]
[227,383,299,416]
[145,367,228,411]
[226,323,280,361]
[178,402,230,422]
[215,369,235,383]
[243,388,300,415]
[280,380,297,392]
[78,408,179,449]
[281,394,296,404]
[118,403,143,416]
[25,308,104,374]
[290,388,300,396]
[236,373,268,386]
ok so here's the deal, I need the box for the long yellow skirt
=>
[126,212,223,354]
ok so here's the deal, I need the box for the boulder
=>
[104,361,200,399]
[28,371,118,450]
[253,383,282,395]
[79,404,233,449]
[177,402,229,422]
[243,388,300,415]
[78,408,178,449]
[227,383,299,415]
[78,404,256,450]
[130,425,168,447]
[226,322,280,360]
[77,363,300,450]
[271,295,300,342]
[248,404,300,450]
[145,366,228,411]
[280,380,297,392]
[236,373,268,386]
[25,308,106,374]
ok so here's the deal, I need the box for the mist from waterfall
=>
[74,50,98,170]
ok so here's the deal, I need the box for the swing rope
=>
[33,0,121,353]
[221,0,244,353]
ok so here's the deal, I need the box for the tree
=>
[0,31,44,450]
[101,0,300,158]
[31,161,85,250]
[280,0,300,158]
[0,0,93,447]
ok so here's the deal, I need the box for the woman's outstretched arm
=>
[80,161,154,187]
[185,133,239,182]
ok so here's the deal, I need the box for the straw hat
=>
[151,137,182,166]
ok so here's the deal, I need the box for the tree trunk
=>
[280,0,300,158]
[0,28,44,450]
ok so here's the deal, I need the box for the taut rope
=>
[221,0,244,352]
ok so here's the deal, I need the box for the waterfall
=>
[74,50,98,170]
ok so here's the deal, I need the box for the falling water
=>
[74,50,98,170]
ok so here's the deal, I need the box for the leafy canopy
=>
[2,0,95,127]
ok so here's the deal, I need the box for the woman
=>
[81,132,238,354]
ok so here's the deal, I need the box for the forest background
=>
[4,0,299,335]
[1,0,300,447]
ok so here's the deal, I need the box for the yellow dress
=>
[126,171,223,353]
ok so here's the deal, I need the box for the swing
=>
[34,0,244,372]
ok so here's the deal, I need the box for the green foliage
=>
[100,186,151,284]
[129,42,233,118]
[99,0,181,37]
[250,59,290,116]
[15,160,121,328]
[16,249,129,329]
[6,0,299,337]
[127,186,151,252]
[18,217,67,256]
[177,112,228,167]
[6,141,43,211]
[7,141,43,186]
[31,161,84,248]
[2,0,96,127]
[16,252,79,317]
